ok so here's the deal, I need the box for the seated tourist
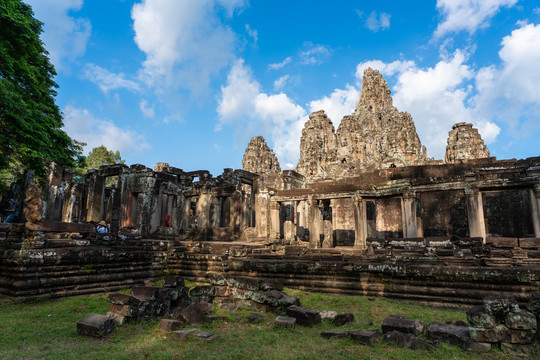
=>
[95,220,109,234]
[4,199,18,223]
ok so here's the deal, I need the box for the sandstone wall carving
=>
[242,136,281,176]
[445,122,490,163]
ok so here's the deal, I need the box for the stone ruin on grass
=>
[77,275,540,358]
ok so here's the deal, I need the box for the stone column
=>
[211,196,221,229]
[308,197,321,248]
[45,162,65,221]
[269,201,281,240]
[529,186,540,237]
[283,202,295,242]
[232,190,243,235]
[353,195,367,249]
[196,191,212,229]
[182,196,191,230]
[256,189,270,238]
[403,191,418,238]
[465,187,487,242]
[322,200,333,248]
[84,171,105,222]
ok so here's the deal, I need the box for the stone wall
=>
[420,190,468,238]
[484,189,534,237]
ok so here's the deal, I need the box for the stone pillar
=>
[232,190,243,235]
[211,196,221,229]
[529,186,540,237]
[255,189,270,238]
[353,195,367,249]
[322,200,333,248]
[269,201,281,239]
[308,197,321,248]
[403,191,418,238]
[182,196,191,230]
[44,162,65,221]
[283,202,295,243]
[196,191,212,229]
[465,187,487,242]
[84,171,105,222]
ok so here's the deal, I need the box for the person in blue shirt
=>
[5,199,18,223]
[95,220,109,234]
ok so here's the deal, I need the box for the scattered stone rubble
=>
[445,122,491,163]
[242,136,281,176]
[467,294,539,357]
[76,276,540,357]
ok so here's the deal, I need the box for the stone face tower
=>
[336,68,426,172]
[295,68,427,181]
[295,110,338,180]
[445,122,490,163]
[242,136,281,175]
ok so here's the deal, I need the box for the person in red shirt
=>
[164,214,170,227]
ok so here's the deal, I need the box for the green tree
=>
[85,145,125,170]
[75,146,125,186]
[0,0,83,178]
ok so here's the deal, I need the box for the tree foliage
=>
[74,146,125,185]
[0,0,83,177]
[85,146,125,170]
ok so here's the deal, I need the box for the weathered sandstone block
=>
[381,315,425,335]
[77,313,115,337]
[286,305,322,326]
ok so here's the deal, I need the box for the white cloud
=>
[435,0,518,38]
[245,24,258,43]
[131,0,246,93]
[269,56,292,70]
[139,100,155,118]
[390,51,483,158]
[355,60,415,79]
[274,75,290,90]
[26,0,91,70]
[365,11,391,32]
[300,43,330,65]
[218,60,362,167]
[83,63,140,94]
[308,85,360,127]
[63,105,150,157]
[217,59,307,165]
[472,23,540,133]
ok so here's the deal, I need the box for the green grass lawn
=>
[0,287,512,360]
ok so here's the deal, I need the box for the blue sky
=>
[25,0,540,175]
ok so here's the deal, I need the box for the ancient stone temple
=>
[1,68,540,332]
[296,68,427,181]
[337,68,427,172]
[242,136,281,175]
[445,122,490,163]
